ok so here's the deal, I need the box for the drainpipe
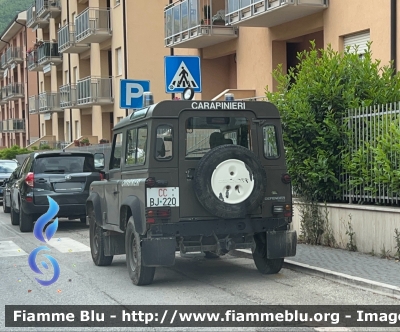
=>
[169,0,175,100]
[123,0,129,117]
[391,0,397,74]
[14,16,29,146]
[67,0,73,142]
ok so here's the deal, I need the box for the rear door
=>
[33,154,100,206]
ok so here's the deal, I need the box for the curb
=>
[232,250,400,300]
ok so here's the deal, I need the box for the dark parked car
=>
[0,160,19,203]
[2,165,22,213]
[10,151,104,232]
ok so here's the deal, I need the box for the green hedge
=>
[266,41,400,202]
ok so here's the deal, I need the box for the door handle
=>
[113,191,119,195]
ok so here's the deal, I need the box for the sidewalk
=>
[236,243,400,298]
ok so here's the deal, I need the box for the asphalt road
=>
[0,209,399,332]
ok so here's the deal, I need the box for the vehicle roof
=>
[0,160,18,163]
[114,100,281,131]
[30,150,95,159]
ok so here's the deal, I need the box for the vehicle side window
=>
[110,133,123,170]
[263,125,279,159]
[125,126,147,166]
[156,125,173,161]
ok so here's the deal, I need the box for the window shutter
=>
[344,31,370,55]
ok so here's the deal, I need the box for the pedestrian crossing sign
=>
[165,56,202,93]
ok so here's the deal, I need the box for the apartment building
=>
[0,11,39,148]
[25,0,400,146]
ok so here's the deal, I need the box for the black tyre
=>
[252,233,284,274]
[204,251,220,259]
[89,209,113,266]
[125,217,155,286]
[193,145,267,219]
[10,201,19,226]
[3,197,10,213]
[19,207,34,232]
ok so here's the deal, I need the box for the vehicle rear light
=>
[145,177,156,188]
[26,197,33,203]
[158,209,170,217]
[99,173,104,180]
[146,218,155,224]
[284,204,292,217]
[281,173,291,184]
[145,209,171,218]
[25,172,34,187]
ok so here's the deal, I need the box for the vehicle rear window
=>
[34,156,95,174]
[0,161,18,173]
[185,116,250,159]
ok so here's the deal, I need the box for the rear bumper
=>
[21,198,86,217]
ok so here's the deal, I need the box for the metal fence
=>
[342,102,400,205]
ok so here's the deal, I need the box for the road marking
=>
[314,328,351,331]
[47,237,90,253]
[0,241,27,257]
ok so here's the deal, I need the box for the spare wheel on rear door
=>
[193,145,267,219]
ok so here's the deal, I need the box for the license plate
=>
[146,187,179,207]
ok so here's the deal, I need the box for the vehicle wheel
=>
[204,251,220,259]
[125,217,155,286]
[89,209,113,266]
[193,145,267,219]
[3,198,10,213]
[19,207,34,232]
[10,202,19,226]
[252,233,284,274]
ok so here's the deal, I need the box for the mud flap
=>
[266,230,297,259]
[141,237,176,267]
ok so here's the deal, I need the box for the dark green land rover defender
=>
[86,93,296,286]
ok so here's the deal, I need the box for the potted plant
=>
[99,139,109,144]
[80,138,90,146]
[74,139,80,146]
[203,5,211,25]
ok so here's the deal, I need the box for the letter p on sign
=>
[120,79,150,109]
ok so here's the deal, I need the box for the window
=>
[66,121,70,141]
[263,125,279,159]
[115,48,122,76]
[115,0,120,5]
[125,127,147,165]
[73,66,78,83]
[156,125,173,161]
[34,155,95,174]
[75,120,79,138]
[110,133,123,170]
[185,117,250,159]
[64,70,69,84]
[344,31,370,58]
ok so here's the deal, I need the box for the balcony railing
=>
[6,47,23,65]
[27,50,41,71]
[58,24,90,54]
[0,53,6,69]
[4,83,24,100]
[29,95,39,114]
[2,120,9,132]
[36,0,61,19]
[12,119,26,133]
[26,4,36,28]
[37,41,62,66]
[165,0,238,48]
[0,87,7,105]
[75,8,112,44]
[225,0,328,27]
[60,84,77,108]
[77,77,113,107]
[39,92,61,113]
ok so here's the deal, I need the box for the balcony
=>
[165,0,238,48]
[27,50,41,71]
[0,54,7,69]
[0,88,8,105]
[58,24,90,54]
[39,92,62,113]
[225,0,328,28]
[77,77,113,107]
[37,41,62,66]
[60,84,77,108]
[29,96,39,114]
[1,120,9,133]
[10,119,26,133]
[4,83,24,101]
[36,0,61,19]
[75,8,112,44]
[6,47,23,66]
[26,2,49,29]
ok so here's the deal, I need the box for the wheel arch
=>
[86,192,103,227]
[120,196,145,235]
